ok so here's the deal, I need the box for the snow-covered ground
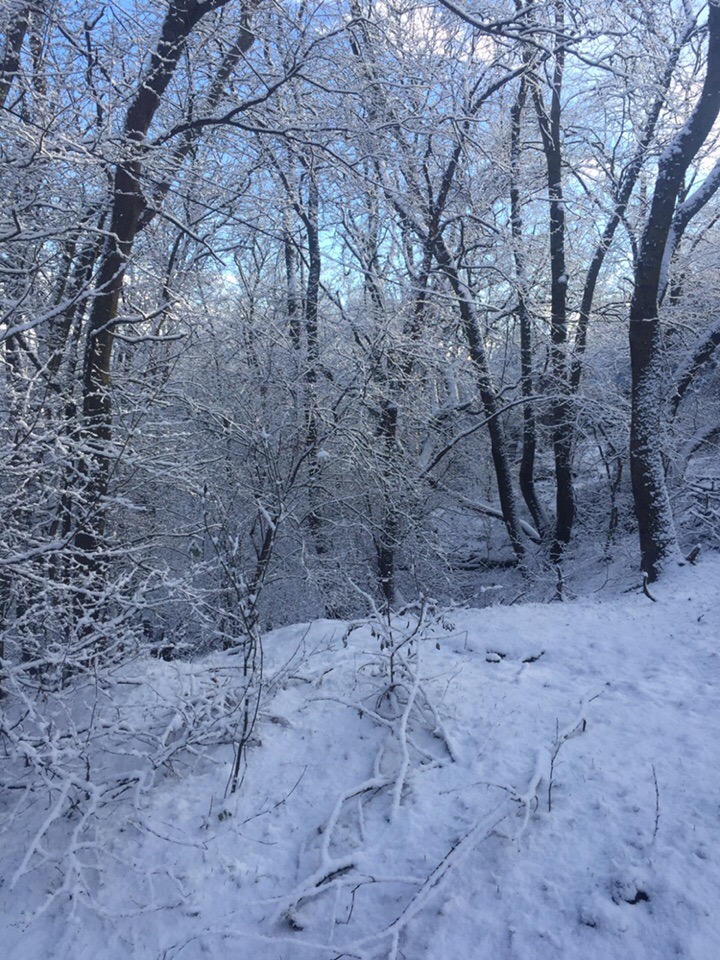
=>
[2,555,720,959]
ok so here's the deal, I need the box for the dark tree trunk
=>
[435,239,526,566]
[529,0,573,563]
[629,0,720,580]
[510,78,550,542]
[75,0,247,568]
[570,11,697,394]
[629,318,679,580]
[301,166,327,559]
[0,3,30,109]
[284,228,302,350]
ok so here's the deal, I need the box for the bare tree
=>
[629,0,720,579]
[77,0,257,573]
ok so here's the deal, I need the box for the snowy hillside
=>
[2,556,720,960]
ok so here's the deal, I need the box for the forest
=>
[2,2,720,957]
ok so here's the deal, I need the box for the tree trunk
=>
[0,3,30,109]
[629,0,720,580]
[435,239,527,565]
[629,318,680,579]
[76,0,247,567]
[510,77,550,542]
[529,0,573,563]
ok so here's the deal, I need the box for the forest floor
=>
[2,553,720,959]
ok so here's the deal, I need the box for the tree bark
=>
[0,3,30,109]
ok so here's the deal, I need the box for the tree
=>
[3,0,720,679]
[629,0,720,579]
[77,0,257,570]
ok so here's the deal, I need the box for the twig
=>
[546,688,606,813]
[685,545,700,565]
[651,764,660,840]
[241,765,308,824]
[642,573,657,602]
[353,802,513,952]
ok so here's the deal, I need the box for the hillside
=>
[2,556,720,959]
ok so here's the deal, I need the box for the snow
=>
[3,558,720,959]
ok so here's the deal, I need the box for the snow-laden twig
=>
[651,764,661,841]
[519,686,606,826]
[1,651,267,920]
[352,801,514,957]
[346,688,604,958]
[273,620,606,959]
[10,778,73,889]
[277,605,455,931]
[390,664,421,821]
[320,772,394,868]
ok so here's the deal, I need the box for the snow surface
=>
[2,556,720,959]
